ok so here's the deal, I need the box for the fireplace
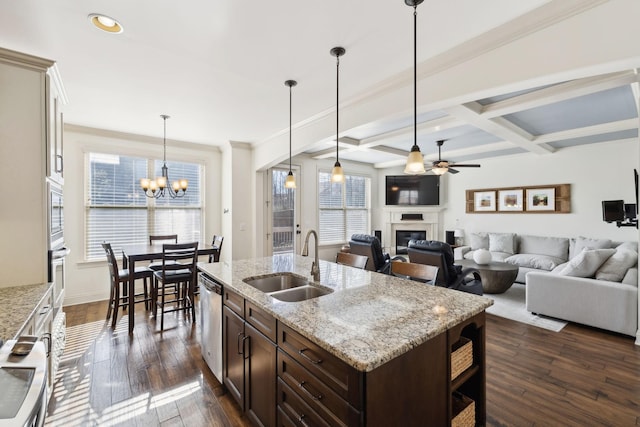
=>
[395,230,426,254]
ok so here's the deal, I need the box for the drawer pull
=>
[298,414,310,427]
[298,380,323,401]
[299,348,322,364]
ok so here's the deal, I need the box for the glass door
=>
[269,167,299,255]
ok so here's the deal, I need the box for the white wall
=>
[441,139,639,242]
[63,127,222,306]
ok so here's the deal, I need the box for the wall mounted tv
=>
[385,175,440,206]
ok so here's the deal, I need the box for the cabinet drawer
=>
[278,378,331,427]
[278,323,362,409]
[224,288,244,317]
[246,300,277,342]
[34,289,53,334]
[277,405,297,427]
[278,349,360,427]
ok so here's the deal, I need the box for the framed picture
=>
[474,191,496,211]
[526,188,555,211]
[498,189,523,212]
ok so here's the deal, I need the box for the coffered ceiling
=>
[1,0,638,170]
[305,70,639,169]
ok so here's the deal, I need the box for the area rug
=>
[485,283,568,332]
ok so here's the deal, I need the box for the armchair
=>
[407,240,483,295]
[348,234,404,274]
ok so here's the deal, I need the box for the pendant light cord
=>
[162,114,168,166]
[336,53,340,164]
[289,83,292,171]
[413,4,417,150]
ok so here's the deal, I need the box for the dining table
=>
[121,242,218,334]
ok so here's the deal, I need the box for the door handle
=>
[242,336,250,360]
[237,332,244,355]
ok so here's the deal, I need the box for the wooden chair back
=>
[209,235,224,262]
[336,252,368,269]
[159,242,199,278]
[391,261,439,284]
[149,234,178,245]
[101,242,119,283]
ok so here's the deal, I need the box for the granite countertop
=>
[198,254,493,372]
[0,283,52,343]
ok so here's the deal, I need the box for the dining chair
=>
[390,260,439,284]
[102,242,154,329]
[148,234,179,271]
[208,235,224,263]
[152,242,199,331]
[335,252,368,269]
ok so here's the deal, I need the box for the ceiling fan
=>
[426,140,481,175]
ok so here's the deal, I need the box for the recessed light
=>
[88,13,124,34]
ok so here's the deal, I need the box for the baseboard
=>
[63,292,108,307]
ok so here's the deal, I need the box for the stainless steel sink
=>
[269,285,333,302]
[243,273,309,293]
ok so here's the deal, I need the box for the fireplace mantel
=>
[382,207,444,255]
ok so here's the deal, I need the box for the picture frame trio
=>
[467,184,570,213]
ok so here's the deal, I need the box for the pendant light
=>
[140,114,188,198]
[284,80,297,189]
[404,0,426,175]
[330,46,346,183]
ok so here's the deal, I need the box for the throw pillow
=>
[622,268,638,286]
[558,248,615,278]
[505,254,564,271]
[569,236,612,259]
[489,232,515,254]
[595,249,638,282]
[616,241,638,253]
[518,235,569,261]
[469,233,488,250]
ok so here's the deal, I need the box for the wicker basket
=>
[452,393,475,427]
[451,336,473,380]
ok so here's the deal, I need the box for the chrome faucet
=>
[301,229,320,281]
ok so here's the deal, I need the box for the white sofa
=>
[456,233,638,337]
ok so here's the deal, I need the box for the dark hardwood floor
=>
[46,300,640,426]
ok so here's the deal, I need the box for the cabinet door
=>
[245,322,277,427]
[223,306,245,408]
[46,76,64,184]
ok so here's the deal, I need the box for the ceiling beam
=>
[533,118,638,144]
[480,70,639,118]
[358,116,463,148]
[446,103,555,155]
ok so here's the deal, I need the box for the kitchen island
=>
[198,254,492,427]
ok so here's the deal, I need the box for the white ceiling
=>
[1,0,638,170]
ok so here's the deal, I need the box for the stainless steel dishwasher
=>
[198,273,222,383]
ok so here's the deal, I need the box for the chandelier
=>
[140,114,188,198]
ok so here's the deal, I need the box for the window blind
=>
[86,153,202,260]
[318,171,370,244]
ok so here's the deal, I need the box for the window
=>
[318,171,370,244]
[85,153,202,260]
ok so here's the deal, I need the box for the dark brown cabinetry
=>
[222,286,486,427]
[223,289,277,427]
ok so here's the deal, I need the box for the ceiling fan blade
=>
[450,163,481,168]
[447,168,460,174]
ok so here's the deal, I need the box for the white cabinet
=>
[0,47,67,288]
[46,72,65,185]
